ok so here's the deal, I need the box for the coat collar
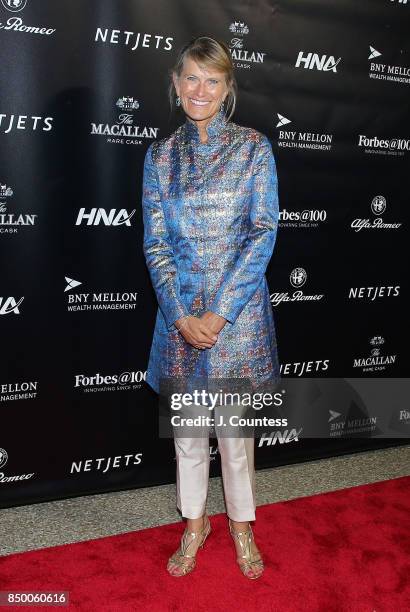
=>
[183,108,228,144]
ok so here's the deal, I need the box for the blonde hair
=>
[168,36,237,121]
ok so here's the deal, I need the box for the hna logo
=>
[258,428,302,446]
[295,51,341,72]
[75,208,136,226]
[0,296,24,314]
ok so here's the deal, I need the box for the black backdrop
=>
[1,0,409,509]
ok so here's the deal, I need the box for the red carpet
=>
[1,476,409,612]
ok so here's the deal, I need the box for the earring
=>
[220,100,225,112]
[176,95,181,107]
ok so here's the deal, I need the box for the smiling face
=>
[173,56,229,127]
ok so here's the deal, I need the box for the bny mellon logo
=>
[65,277,82,292]
[369,46,382,60]
[276,113,291,128]
[329,410,342,422]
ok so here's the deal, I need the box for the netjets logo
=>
[75,208,136,226]
[258,428,302,446]
[280,359,330,376]
[91,96,159,145]
[295,51,341,73]
[368,45,410,84]
[0,181,38,234]
[275,113,333,151]
[353,336,396,373]
[0,296,24,315]
[0,113,53,134]
[227,20,266,68]
[389,0,408,4]
[348,285,400,301]
[351,195,401,232]
[64,277,138,312]
[95,27,173,53]
[1,0,27,12]
[358,134,409,156]
[71,453,143,474]
[270,267,324,307]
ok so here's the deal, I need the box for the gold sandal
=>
[228,518,264,579]
[167,515,211,577]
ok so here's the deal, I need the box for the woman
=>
[142,36,280,579]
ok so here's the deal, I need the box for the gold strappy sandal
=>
[228,518,264,579]
[167,515,211,577]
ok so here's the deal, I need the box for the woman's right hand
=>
[175,315,218,349]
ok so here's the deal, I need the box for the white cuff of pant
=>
[177,503,207,519]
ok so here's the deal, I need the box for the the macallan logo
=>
[0,296,24,314]
[65,277,138,312]
[295,51,341,73]
[351,195,401,231]
[116,97,139,111]
[91,96,159,145]
[275,113,333,151]
[353,336,396,373]
[0,181,38,233]
[75,208,136,226]
[270,267,325,307]
[368,45,410,84]
[227,21,266,68]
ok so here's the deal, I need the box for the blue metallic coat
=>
[142,108,280,394]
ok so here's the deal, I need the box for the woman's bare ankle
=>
[186,514,206,531]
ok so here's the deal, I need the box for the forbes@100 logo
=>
[358,134,409,156]
[74,370,146,393]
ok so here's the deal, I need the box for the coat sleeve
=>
[142,143,190,331]
[208,135,279,324]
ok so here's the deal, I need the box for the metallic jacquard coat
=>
[142,108,279,394]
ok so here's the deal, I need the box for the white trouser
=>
[173,402,256,521]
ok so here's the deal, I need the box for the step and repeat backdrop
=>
[1,0,409,508]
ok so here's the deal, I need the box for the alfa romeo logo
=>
[1,0,27,12]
